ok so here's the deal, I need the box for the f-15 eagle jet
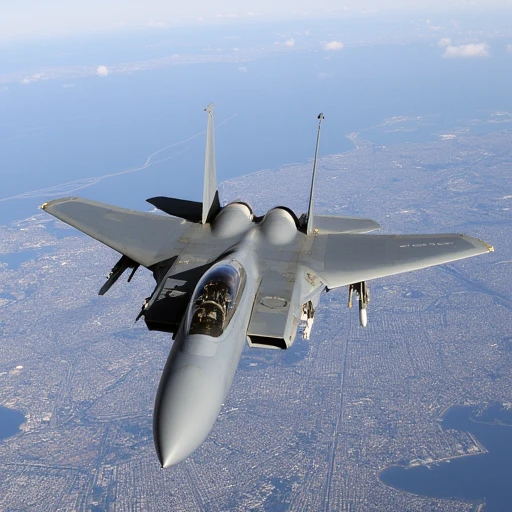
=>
[42,104,493,468]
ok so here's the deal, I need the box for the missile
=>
[359,306,368,328]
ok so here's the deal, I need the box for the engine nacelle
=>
[259,207,297,245]
[211,202,253,238]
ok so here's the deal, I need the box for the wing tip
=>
[472,236,494,253]
[463,234,494,253]
[40,197,79,211]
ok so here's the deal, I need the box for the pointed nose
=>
[154,362,223,468]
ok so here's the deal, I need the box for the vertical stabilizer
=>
[203,103,220,224]
[306,113,324,235]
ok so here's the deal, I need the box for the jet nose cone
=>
[154,363,223,468]
[155,437,192,469]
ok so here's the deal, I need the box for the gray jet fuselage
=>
[154,233,259,467]
[152,209,324,467]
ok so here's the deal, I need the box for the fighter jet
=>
[41,104,493,468]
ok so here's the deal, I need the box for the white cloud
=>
[238,66,248,72]
[442,43,490,58]
[507,44,512,53]
[96,65,109,77]
[437,38,451,47]
[19,72,47,84]
[274,38,295,48]
[426,19,444,32]
[214,13,240,19]
[323,41,344,51]
[145,21,166,28]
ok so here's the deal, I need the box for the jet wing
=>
[308,233,493,289]
[42,197,190,267]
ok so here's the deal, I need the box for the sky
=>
[2,0,511,42]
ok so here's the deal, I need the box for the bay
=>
[380,404,512,511]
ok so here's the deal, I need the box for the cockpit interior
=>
[188,262,245,338]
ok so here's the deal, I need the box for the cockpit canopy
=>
[188,261,245,338]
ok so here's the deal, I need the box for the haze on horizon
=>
[2,0,512,43]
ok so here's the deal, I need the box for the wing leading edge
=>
[308,232,493,289]
[42,197,190,267]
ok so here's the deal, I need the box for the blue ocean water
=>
[380,405,512,511]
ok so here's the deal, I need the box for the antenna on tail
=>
[306,113,324,235]
[202,103,220,224]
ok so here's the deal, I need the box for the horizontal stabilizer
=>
[312,215,380,234]
[147,196,203,223]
